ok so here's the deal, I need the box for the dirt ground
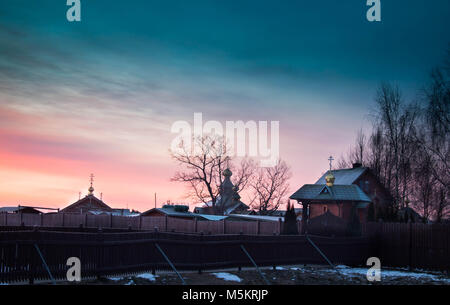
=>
[78,265,450,285]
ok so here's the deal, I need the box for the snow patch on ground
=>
[275,266,285,270]
[212,272,242,282]
[136,273,159,281]
[108,277,123,281]
[334,265,450,282]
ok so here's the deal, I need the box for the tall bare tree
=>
[249,159,291,215]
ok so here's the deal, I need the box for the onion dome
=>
[325,171,335,187]
[223,168,232,177]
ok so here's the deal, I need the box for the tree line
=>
[338,52,450,223]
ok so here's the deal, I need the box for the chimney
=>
[352,163,362,168]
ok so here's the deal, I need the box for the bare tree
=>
[249,159,292,215]
[170,134,255,208]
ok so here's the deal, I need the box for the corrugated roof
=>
[315,167,368,185]
[290,184,372,203]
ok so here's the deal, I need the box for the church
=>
[290,158,392,232]
[194,168,249,215]
[60,174,134,216]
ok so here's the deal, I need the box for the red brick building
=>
[290,163,392,233]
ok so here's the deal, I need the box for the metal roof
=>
[290,184,372,203]
[315,167,368,185]
[141,207,197,218]
[225,214,285,222]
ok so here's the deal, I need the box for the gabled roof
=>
[290,184,372,203]
[315,167,368,185]
[60,195,112,213]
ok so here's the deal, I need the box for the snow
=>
[212,272,242,282]
[275,266,285,270]
[334,265,450,282]
[108,277,123,281]
[136,273,158,281]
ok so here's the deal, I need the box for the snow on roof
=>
[196,214,228,221]
[290,184,372,203]
[315,167,368,185]
[226,214,285,222]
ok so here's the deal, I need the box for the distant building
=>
[0,206,43,214]
[141,205,228,221]
[60,174,135,215]
[141,205,196,220]
[263,208,302,219]
[193,168,249,215]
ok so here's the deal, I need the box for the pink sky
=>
[0,96,366,212]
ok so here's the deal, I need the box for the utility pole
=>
[154,193,157,209]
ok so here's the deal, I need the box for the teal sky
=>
[0,0,449,209]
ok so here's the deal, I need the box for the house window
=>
[323,206,328,213]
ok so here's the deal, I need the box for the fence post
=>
[257,220,260,235]
[110,214,113,228]
[223,220,226,234]
[165,215,168,232]
[96,228,104,280]
[194,218,198,233]
[40,214,43,227]
[62,213,65,227]
[5,213,7,226]
[278,218,282,235]
[408,221,412,270]
[29,227,39,284]
[139,216,142,231]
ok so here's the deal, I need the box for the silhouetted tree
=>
[282,201,299,235]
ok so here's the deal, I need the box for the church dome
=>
[223,168,232,177]
[88,186,94,195]
[325,172,335,187]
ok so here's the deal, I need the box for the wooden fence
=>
[362,222,450,272]
[0,213,298,235]
[0,230,370,284]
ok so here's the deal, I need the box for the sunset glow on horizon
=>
[1,1,449,212]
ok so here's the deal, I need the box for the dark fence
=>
[0,229,370,284]
[362,222,450,272]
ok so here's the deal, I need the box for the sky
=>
[0,0,449,211]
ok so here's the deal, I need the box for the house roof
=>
[195,197,249,215]
[89,210,140,217]
[60,195,113,213]
[141,207,230,221]
[315,167,368,185]
[141,206,197,218]
[226,214,288,222]
[0,206,41,213]
[290,184,372,203]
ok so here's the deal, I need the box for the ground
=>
[80,265,450,285]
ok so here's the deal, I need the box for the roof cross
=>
[89,173,94,187]
[328,156,334,172]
